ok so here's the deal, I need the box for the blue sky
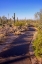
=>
[0,0,42,19]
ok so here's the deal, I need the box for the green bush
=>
[33,24,42,58]
[14,21,27,26]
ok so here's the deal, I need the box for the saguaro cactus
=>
[17,17,18,22]
[12,13,15,24]
[14,13,15,23]
[7,13,9,24]
[8,13,9,19]
[1,18,3,26]
[25,17,26,22]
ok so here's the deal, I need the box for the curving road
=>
[0,26,36,64]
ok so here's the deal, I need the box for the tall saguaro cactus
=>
[14,13,15,23]
[8,13,9,19]
[7,13,9,25]
[12,13,15,24]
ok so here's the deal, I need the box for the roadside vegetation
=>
[32,9,42,58]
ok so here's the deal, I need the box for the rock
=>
[0,34,5,44]
[14,30,21,35]
[0,34,5,40]
[37,57,42,64]
[21,26,28,31]
[20,28,25,32]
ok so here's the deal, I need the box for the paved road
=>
[0,26,36,64]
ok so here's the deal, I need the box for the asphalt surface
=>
[0,26,36,64]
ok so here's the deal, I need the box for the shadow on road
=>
[0,26,36,64]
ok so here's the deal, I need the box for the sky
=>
[0,0,42,19]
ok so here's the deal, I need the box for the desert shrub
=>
[33,23,42,58]
[14,21,27,26]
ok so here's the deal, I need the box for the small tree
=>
[2,16,7,24]
[35,9,42,24]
